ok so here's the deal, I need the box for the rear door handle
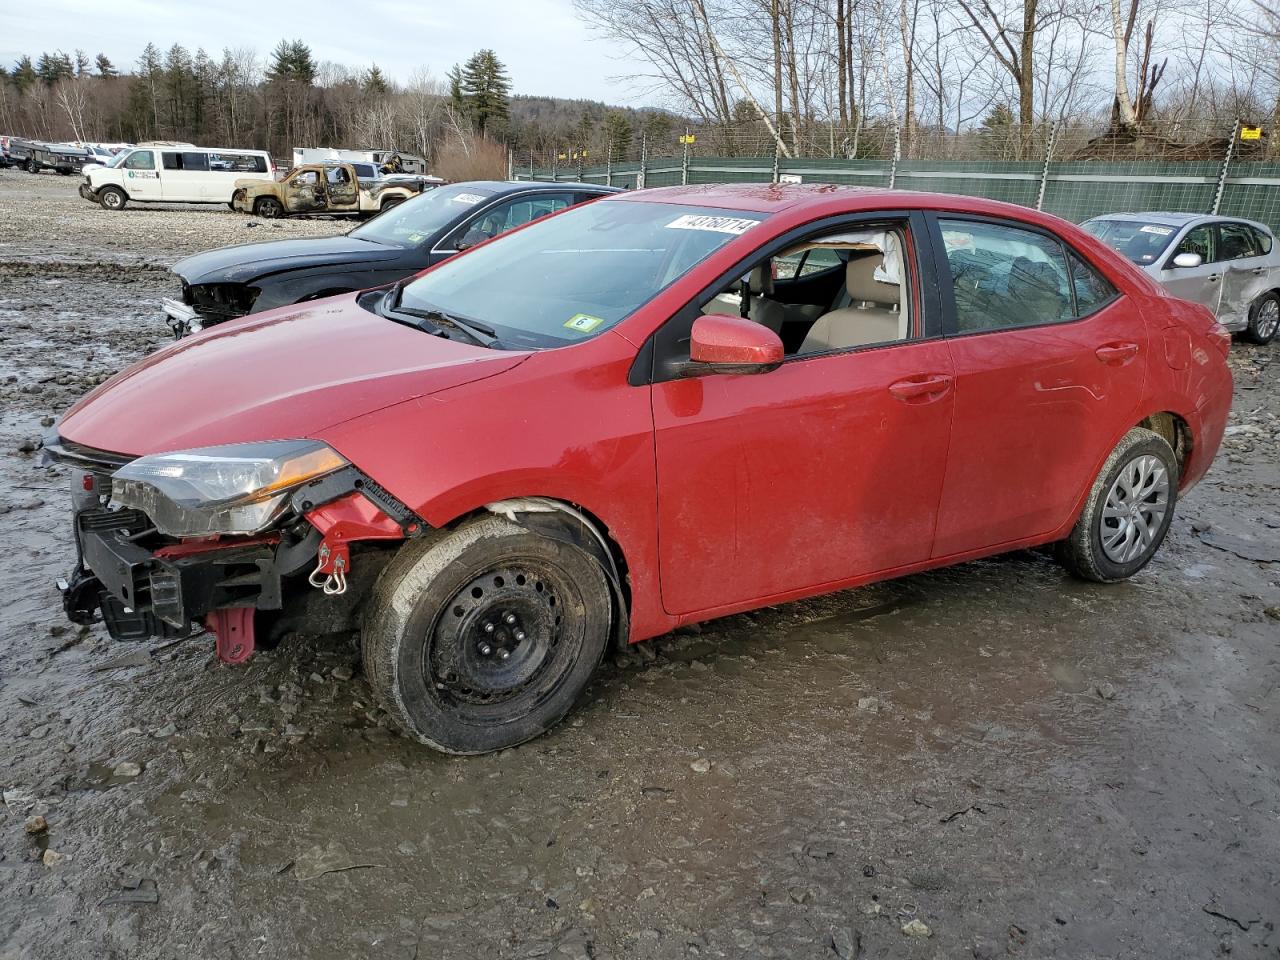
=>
[1207,273,1222,282]
[1252,267,1266,275]
[888,374,953,402]
[1095,341,1139,364]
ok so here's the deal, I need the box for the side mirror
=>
[1172,251,1203,268]
[687,314,783,374]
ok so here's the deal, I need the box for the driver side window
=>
[1175,225,1215,263]
[450,193,576,250]
[697,222,914,357]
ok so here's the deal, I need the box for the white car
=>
[78,145,275,211]
[1083,212,1280,345]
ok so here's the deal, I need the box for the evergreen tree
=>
[36,50,74,86]
[447,63,464,111]
[978,103,1016,157]
[642,111,673,148]
[74,49,92,76]
[364,64,389,95]
[603,110,633,161]
[266,39,316,85]
[11,55,37,93]
[95,53,117,77]
[459,49,510,136]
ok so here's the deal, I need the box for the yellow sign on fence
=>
[1240,126,1263,141]
[679,134,697,145]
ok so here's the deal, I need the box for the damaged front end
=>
[46,432,421,664]
[163,279,259,337]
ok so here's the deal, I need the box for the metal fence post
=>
[1036,121,1059,211]
[1211,119,1240,215]
[507,148,514,181]
[528,148,534,179]
[682,127,690,186]
[606,139,613,187]
[638,133,648,190]
[577,148,584,181]
[888,125,901,189]
[551,150,558,182]
[771,138,781,184]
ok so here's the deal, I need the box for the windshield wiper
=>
[382,283,500,347]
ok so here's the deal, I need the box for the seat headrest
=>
[846,253,898,304]
[749,264,774,296]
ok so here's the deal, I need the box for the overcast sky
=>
[0,0,650,105]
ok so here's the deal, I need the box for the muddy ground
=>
[0,168,1277,960]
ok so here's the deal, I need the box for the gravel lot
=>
[0,168,1278,960]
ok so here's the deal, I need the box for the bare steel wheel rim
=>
[424,560,579,721]
[103,190,122,208]
[1257,299,1279,340]
[1100,454,1170,564]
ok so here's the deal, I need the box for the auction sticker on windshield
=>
[665,214,760,235]
[564,313,606,333]
[452,193,486,205]
[1139,225,1174,236]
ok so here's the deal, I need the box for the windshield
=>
[1082,218,1180,265]
[350,183,499,247]
[106,151,129,169]
[397,200,767,348]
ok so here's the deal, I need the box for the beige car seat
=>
[799,253,907,353]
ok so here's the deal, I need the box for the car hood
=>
[173,235,402,286]
[58,294,526,457]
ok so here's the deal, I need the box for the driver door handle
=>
[888,374,953,402]
[1095,341,1139,364]
[1206,273,1221,282]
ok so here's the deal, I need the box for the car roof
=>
[1084,211,1273,233]
[459,180,621,196]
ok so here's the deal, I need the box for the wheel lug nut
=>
[504,613,517,625]
[514,630,526,642]
[483,622,495,634]
[498,648,511,660]
[478,642,492,656]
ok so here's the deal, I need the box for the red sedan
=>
[47,184,1233,754]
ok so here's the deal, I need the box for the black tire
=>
[57,169,72,176]
[98,186,127,211]
[380,197,405,213]
[1243,292,1280,346]
[25,160,39,174]
[1056,427,1178,583]
[362,515,611,754]
[254,196,284,219]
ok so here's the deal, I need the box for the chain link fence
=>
[512,116,1280,233]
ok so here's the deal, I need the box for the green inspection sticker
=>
[564,313,605,333]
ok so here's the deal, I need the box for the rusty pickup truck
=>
[231,162,430,219]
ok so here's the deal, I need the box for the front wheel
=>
[362,516,611,754]
[254,196,284,219]
[25,160,39,174]
[98,186,127,211]
[1244,292,1279,345]
[1056,427,1178,582]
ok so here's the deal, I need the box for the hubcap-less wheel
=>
[1255,298,1279,342]
[431,564,568,708]
[257,198,282,218]
[1100,454,1169,563]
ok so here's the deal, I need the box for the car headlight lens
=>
[111,439,348,537]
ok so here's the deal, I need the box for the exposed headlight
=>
[111,439,348,537]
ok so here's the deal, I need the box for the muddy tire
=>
[362,516,611,755]
[1056,427,1178,583]
[254,196,284,219]
[98,186,127,211]
[1243,292,1279,346]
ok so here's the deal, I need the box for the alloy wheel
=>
[1100,454,1170,564]
[1256,298,1279,341]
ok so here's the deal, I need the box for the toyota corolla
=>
[45,184,1233,754]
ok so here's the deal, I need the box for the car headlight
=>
[111,439,348,537]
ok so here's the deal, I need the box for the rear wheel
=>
[254,196,284,219]
[380,196,405,213]
[1244,292,1279,345]
[25,159,39,174]
[1056,427,1178,582]
[98,186,127,211]
[362,516,611,754]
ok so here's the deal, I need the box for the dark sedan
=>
[162,180,620,334]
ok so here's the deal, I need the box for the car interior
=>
[699,226,913,355]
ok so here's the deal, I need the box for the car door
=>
[283,169,325,213]
[1159,222,1223,316]
[929,215,1147,557]
[325,165,360,211]
[650,213,955,615]
[121,149,162,200]
[1217,221,1268,327]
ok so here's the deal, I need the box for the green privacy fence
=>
[514,155,1280,233]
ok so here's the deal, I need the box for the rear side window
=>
[1217,222,1260,260]
[162,152,211,171]
[208,152,268,174]
[938,219,1074,333]
[1069,254,1117,316]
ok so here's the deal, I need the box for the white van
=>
[79,145,274,210]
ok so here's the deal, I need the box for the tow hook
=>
[308,539,349,595]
